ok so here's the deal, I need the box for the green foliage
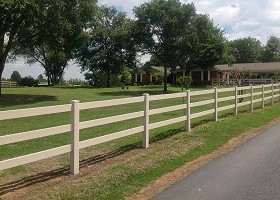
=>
[219,41,236,64]
[177,76,193,91]
[179,14,226,70]
[84,71,121,87]
[230,37,262,63]
[0,0,45,94]
[154,72,164,85]
[134,0,196,92]
[78,5,137,88]
[14,0,97,86]
[261,35,280,62]
[120,68,132,86]
[18,76,38,87]
[271,73,280,83]
[10,71,22,83]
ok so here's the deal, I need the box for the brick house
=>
[132,62,280,85]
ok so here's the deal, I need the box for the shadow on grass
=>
[0,94,57,108]
[0,127,183,196]
[98,90,177,97]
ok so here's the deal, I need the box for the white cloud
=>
[98,0,280,43]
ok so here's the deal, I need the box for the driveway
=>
[153,122,280,200]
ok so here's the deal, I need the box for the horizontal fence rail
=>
[1,81,18,88]
[0,83,280,174]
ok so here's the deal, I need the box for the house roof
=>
[150,62,280,74]
[215,62,280,73]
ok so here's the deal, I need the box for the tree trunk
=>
[163,65,168,92]
[0,66,3,96]
[0,56,7,96]
[107,67,111,88]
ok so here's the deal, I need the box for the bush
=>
[177,76,192,91]
[120,67,131,87]
[18,76,38,87]
[154,72,164,85]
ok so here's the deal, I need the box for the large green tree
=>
[230,37,262,63]
[134,0,196,92]
[178,14,225,72]
[78,6,137,87]
[261,35,280,62]
[15,0,97,85]
[0,0,48,94]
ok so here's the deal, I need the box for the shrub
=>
[120,67,131,87]
[18,76,38,87]
[177,76,192,91]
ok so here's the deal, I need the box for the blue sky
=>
[3,0,280,80]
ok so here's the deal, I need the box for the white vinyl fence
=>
[0,83,279,175]
[1,81,17,88]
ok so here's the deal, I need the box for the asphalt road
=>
[153,122,280,200]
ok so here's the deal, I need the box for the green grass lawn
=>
[0,85,279,199]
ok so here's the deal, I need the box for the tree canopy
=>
[14,0,97,85]
[78,6,137,87]
[229,37,262,63]
[179,14,225,71]
[0,0,47,94]
[134,0,196,92]
[261,36,280,62]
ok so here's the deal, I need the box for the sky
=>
[3,0,280,80]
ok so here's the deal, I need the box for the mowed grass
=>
[0,85,279,199]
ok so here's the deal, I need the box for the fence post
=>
[235,86,238,115]
[278,83,280,101]
[262,84,265,109]
[250,84,253,112]
[186,90,191,131]
[143,93,149,149]
[279,83,280,101]
[70,100,80,175]
[214,87,218,121]
[271,83,274,105]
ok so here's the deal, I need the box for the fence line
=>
[0,84,280,174]
[1,81,17,88]
[211,78,277,86]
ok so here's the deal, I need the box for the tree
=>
[134,0,196,92]
[261,36,280,62]
[178,14,225,72]
[10,71,21,82]
[78,6,137,87]
[230,68,252,102]
[15,0,97,85]
[230,37,262,63]
[0,0,48,95]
